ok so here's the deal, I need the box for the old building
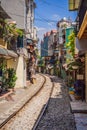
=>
[76,0,87,102]
[0,0,37,87]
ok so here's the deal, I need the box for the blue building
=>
[41,32,50,57]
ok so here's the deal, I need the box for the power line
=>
[35,18,57,23]
[35,12,58,23]
[38,0,67,11]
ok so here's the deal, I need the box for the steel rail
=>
[32,76,54,130]
[0,74,46,129]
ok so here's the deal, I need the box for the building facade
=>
[76,0,87,102]
[0,0,37,87]
[57,18,72,66]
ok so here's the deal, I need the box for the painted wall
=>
[66,27,74,43]
[48,34,53,56]
[7,56,26,88]
[7,58,17,70]
[15,56,26,88]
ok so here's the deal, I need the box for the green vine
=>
[0,18,23,44]
[7,68,17,88]
[65,32,75,63]
[0,58,8,90]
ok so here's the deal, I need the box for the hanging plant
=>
[65,32,75,63]
[0,18,23,45]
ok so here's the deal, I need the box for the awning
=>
[0,48,8,56]
[75,38,87,55]
[0,47,18,58]
[7,50,18,58]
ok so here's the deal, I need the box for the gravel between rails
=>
[1,75,53,130]
[36,76,77,130]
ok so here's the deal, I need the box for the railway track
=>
[33,76,76,130]
[32,76,54,130]
[0,74,54,130]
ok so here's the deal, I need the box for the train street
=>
[0,1,87,130]
[0,74,77,130]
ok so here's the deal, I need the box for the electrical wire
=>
[0,2,59,24]
[35,12,58,23]
[35,18,57,23]
[0,10,54,25]
[37,0,67,11]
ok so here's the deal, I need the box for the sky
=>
[34,0,77,43]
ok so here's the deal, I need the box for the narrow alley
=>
[0,74,76,130]
[0,0,87,130]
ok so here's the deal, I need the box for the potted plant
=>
[7,68,17,91]
[0,59,8,92]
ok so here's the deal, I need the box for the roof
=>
[44,30,57,38]
[46,32,50,36]
[7,50,18,58]
[51,30,57,34]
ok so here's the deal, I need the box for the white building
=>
[26,0,36,40]
[57,17,72,59]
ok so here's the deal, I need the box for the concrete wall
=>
[7,58,17,70]
[15,55,26,88]
[26,0,34,39]
[7,56,26,88]
[1,0,25,29]
[48,35,53,56]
